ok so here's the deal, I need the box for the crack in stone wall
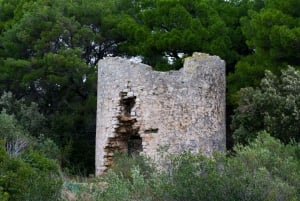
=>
[96,52,226,175]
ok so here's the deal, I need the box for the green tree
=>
[0,92,61,160]
[0,111,31,158]
[228,0,300,104]
[232,67,300,144]
[115,0,244,71]
[0,99,62,200]
[0,145,62,201]
[0,0,125,174]
[0,91,46,137]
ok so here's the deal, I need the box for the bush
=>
[0,111,32,157]
[90,133,300,201]
[159,132,300,201]
[0,92,47,138]
[93,166,157,201]
[232,67,300,144]
[35,137,60,161]
[110,153,155,180]
[233,132,300,195]
[64,134,299,201]
[0,94,63,200]
[0,146,62,201]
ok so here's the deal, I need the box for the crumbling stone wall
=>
[96,52,226,176]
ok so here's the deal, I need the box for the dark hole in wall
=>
[118,95,142,156]
[128,135,143,156]
[144,128,159,134]
[121,96,136,117]
[104,93,143,169]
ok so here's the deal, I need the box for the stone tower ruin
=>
[96,52,226,176]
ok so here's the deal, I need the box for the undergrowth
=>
[63,132,300,201]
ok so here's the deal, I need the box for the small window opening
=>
[128,135,143,156]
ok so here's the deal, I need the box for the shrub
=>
[233,132,300,195]
[160,132,300,201]
[0,111,32,157]
[94,166,155,201]
[0,146,62,201]
[76,134,300,201]
[232,67,300,144]
[0,92,47,138]
[35,137,60,161]
[110,153,155,180]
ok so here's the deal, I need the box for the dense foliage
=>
[232,67,300,144]
[66,133,300,201]
[160,133,300,201]
[0,0,109,173]
[0,0,300,199]
[0,99,62,201]
[0,147,62,201]
[0,0,299,190]
[115,0,241,70]
[227,0,300,103]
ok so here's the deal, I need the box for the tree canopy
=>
[0,0,299,174]
[115,0,247,71]
[232,67,300,144]
[228,0,300,104]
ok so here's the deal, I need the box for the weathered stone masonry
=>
[96,52,226,176]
